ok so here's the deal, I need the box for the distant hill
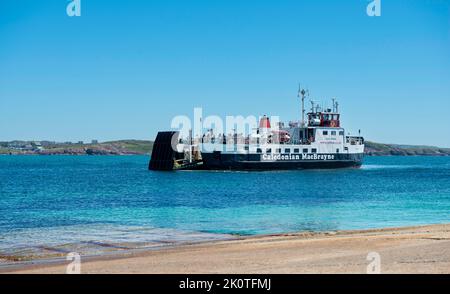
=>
[365,141,450,156]
[100,140,154,154]
[0,140,153,155]
[1,139,449,156]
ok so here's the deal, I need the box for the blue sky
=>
[0,0,449,146]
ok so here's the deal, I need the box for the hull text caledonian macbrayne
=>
[149,89,364,171]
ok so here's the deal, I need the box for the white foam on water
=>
[0,223,233,261]
[361,164,425,170]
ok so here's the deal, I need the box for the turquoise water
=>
[1,155,449,259]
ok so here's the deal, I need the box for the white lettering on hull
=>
[262,154,335,161]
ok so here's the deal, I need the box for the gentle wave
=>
[361,164,427,170]
[0,224,233,262]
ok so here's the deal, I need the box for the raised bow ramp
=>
[148,131,180,171]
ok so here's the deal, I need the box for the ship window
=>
[266,149,272,154]
[312,148,317,153]
[294,148,299,153]
[256,148,262,153]
[285,148,291,153]
[276,148,282,153]
[336,148,340,153]
[339,131,344,136]
[323,131,328,135]
[303,148,308,153]
[244,146,249,151]
[344,147,348,151]
[331,131,336,136]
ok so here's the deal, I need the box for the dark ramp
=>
[149,131,180,170]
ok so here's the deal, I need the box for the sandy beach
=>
[1,224,449,274]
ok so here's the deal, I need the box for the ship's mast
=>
[298,85,309,127]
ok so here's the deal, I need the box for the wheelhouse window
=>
[331,131,336,136]
[339,131,344,136]
[323,131,328,135]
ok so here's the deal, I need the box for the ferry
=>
[149,88,364,171]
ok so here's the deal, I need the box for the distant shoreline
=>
[1,140,450,156]
[2,223,449,274]
[1,153,449,157]
[0,140,153,156]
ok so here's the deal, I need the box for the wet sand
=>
[2,224,450,274]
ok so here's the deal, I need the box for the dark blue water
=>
[0,155,449,258]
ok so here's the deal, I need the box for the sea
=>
[0,155,449,262]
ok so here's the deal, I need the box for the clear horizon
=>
[1,0,449,146]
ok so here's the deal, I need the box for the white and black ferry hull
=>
[148,132,365,171]
[200,153,364,170]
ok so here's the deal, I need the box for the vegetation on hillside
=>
[365,141,450,156]
[0,140,153,155]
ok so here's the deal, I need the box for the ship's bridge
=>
[308,110,340,128]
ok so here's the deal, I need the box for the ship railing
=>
[186,136,314,146]
[346,136,364,145]
[290,139,311,145]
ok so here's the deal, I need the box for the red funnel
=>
[259,116,271,129]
